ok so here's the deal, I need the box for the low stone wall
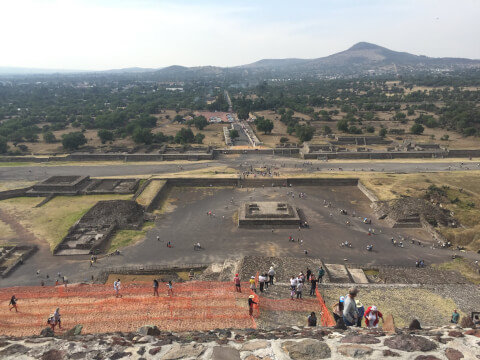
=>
[357,181,379,202]
[145,181,171,213]
[1,245,38,278]
[1,325,479,359]
[0,187,32,200]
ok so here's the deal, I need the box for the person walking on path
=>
[318,266,325,283]
[249,276,256,293]
[114,279,122,298]
[307,312,317,326]
[9,295,18,312]
[268,267,275,285]
[234,274,241,292]
[309,275,317,296]
[53,308,61,329]
[248,295,257,316]
[306,268,312,283]
[153,279,159,296]
[258,273,265,292]
[296,281,303,299]
[343,287,359,326]
[167,281,173,296]
[364,305,384,328]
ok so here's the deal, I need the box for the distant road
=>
[0,155,478,182]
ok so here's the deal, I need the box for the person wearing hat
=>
[364,305,384,328]
[355,299,365,327]
[234,274,241,293]
[268,266,275,286]
[332,296,344,323]
[249,276,256,293]
[343,287,359,326]
[248,295,257,316]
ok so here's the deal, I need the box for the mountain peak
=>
[348,42,383,51]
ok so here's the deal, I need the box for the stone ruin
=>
[55,200,145,255]
[28,176,139,196]
[238,202,301,227]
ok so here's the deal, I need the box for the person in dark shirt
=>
[248,295,257,316]
[310,275,317,296]
[307,312,317,326]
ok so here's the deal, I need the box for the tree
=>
[440,134,450,141]
[0,136,8,154]
[379,128,387,137]
[174,114,184,123]
[18,144,29,152]
[174,128,195,144]
[43,131,57,143]
[62,132,87,150]
[229,129,239,139]
[366,125,375,133]
[279,137,289,144]
[255,118,274,134]
[322,125,332,135]
[410,123,425,135]
[193,116,208,130]
[194,133,205,144]
[237,108,250,121]
[337,119,349,133]
[132,128,153,144]
[295,124,315,142]
[97,129,114,144]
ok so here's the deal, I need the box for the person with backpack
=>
[307,312,317,326]
[268,267,275,285]
[167,280,173,296]
[153,279,159,296]
[47,314,56,331]
[9,295,18,312]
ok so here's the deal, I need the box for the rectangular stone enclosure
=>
[238,202,301,227]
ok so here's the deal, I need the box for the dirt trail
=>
[0,208,43,247]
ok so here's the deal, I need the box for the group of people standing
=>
[332,287,383,328]
[289,266,324,299]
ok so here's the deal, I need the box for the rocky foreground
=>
[0,324,479,360]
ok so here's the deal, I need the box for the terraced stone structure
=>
[238,202,301,227]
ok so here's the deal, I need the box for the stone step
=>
[324,264,352,283]
[347,268,369,284]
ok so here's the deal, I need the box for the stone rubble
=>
[0,325,478,360]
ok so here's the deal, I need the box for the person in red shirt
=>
[364,305,383,328]
[234,274,241,292]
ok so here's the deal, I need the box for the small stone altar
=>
[238,202,301,227]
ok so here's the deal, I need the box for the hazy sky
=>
[2,0,479,70]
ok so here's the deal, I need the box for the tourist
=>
[332,296,344,323]
[343,287,359,326]
[248,295,257,316]
[290,276,297,292]
[473,315,480,326]
[47,313,56,331]
[306,267,311,283]
[451,309,460,324]
[318,266,325,283]
[355,300,365,327]
[364,305,383,328]
[234,274,241,292]
[9,295,18,312]
[268,266,275,285]
[307,312,317,327]
[296,281,303,299]
[263,273,269,290]
[309,275,317,296]
[53,308,62,329]
[153,279,159,296]
[258,273,265,292]
[249,276,256,293]
[114,279,122,298]
[156,235,160,241]
[167,281,173,296]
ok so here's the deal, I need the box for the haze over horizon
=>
[2,0,480,71]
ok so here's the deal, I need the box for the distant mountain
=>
[2,42,479,78]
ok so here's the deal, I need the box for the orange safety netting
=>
[1,280,334,337]
[316,287,335,326]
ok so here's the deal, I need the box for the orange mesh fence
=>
[1,280,332,337]
[315,287,335,327]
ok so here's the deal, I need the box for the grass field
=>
[0,194,132,252]
[135,180,166,207]
[108,221,155,253]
